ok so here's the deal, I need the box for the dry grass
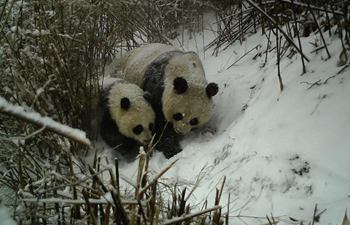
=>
[0,0,349,224]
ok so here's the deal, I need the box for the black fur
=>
[155,123,183,158]
[81,82,144,162]
[100,111,141,161]
[99,85,142,162]
[120,97,130,110]
[143,92,152,103]
[206,83,219,98]
[173,77,188,94]
[143,50,183,158]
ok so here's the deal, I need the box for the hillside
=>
[1,2,349,224]
[116,15,350,225]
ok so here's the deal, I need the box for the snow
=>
[1,12,349,225]
[0,205,16,225]
[112,18,350,225]
[0,97,91,146]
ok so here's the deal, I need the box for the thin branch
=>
[279,0,344,16]
[162,205,222,225]
[324,63,350,84]
[22,197,137,205]
[0,97,91,147]
[226,45,261,69]
[139,159,179,196]
[245,0,310,63]
[306,2,331,59]
[300,79,322,89]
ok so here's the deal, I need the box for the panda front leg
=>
[154,123,183,159]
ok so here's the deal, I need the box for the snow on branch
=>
[21,197,137,206]
[162,205,222,225]
[0,96,91,147]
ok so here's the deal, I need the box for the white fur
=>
[162,52,213,134]
[108,81,155,144]
[116,43,178,86]
[111,43,215,135]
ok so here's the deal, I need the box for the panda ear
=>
[120,97,130,110]
[206,83,219,98]
[143,92,152,103]
[173,77,188,94]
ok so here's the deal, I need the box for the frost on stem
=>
[0,96,91,147]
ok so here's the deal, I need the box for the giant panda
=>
[99,80,156,161]
[108,43,219,158]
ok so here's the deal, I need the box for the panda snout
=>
[174,123,191,135]
[142,138,151,145]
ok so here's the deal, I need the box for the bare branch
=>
[139,159,179,196]
[162,205,222,225]
[0,97,91,147]
[22,197,137,205]
[245,0,310,63]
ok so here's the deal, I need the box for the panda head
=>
[108,83,155,145]
[162,77,218,135]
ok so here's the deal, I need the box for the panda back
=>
[120,44,178,86]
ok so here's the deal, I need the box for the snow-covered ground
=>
[116,17,350,225]
[0,205,16,225]
[1,13,349,225]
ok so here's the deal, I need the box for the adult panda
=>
[109,43,219,158]
[98,80,156,161]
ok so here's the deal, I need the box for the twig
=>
[162,205,221,225]
[21,197,137,205]
[310,94,327,115]
[0,0,16,40]
[291,0,306,74]
[324,63,350,84]
[279,0,344,16]
[0,126,46,142]
[225,193,230,225]
[137,200,148,224]
[310,45,326,54]
[226,45,261,69]
[300,79,322,89]
[115,158,120,195]
[301,63,349,89]
[139,159,179,196]
[276,26,284,91]
[245,0,310,63]
[312,204,318,225]
[0,97,91,147]
[110,189,129,225]
[306,2,331,59]
[217,176,226,205]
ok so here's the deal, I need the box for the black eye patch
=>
[133,125,143,135]
[173,113,183,121]
[190,118,199,126]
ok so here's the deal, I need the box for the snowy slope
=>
[0,205,16,225]
[117,19,350,225]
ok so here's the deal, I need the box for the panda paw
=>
[162,145,182,159]
[155,136,182,159]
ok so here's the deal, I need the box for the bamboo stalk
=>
[306,2,331,59]
[162,205,221,225]
[0,97,91,147]
[139,159,179,196]
[21,197,138,205]
[245,0,310,63]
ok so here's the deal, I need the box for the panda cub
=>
[99,80,155,161]
[109,43,219,158]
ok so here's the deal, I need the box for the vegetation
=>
[0,0,349,224]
